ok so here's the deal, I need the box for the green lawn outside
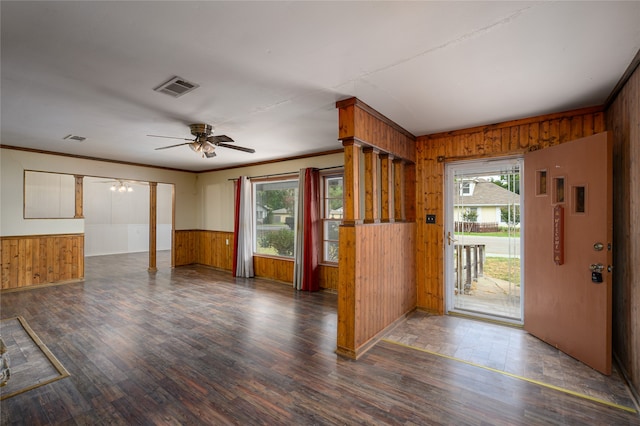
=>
[483,256,521,285]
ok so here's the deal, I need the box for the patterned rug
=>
[0,317,69,400]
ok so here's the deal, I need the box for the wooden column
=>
[149,182,157,272]
[74,175,84,219]
[393,158,406,222]
[363,147,380,224]
[380,154,394,223]
[342,139,362,225]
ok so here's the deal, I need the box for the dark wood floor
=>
[1,253,639,425]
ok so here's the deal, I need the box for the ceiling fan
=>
[148,123,255,158]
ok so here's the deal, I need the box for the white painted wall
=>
[83,178,173,256]
[196,152,344,231]
[0,148,341,241]
[0,148,197,237]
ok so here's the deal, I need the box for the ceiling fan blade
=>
[147,134,193,141]
[155,142,192,150]
[207,135,234,144]
[217,143,255,153]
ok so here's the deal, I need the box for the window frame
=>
[320,172,344,265]
[252,175,299,259]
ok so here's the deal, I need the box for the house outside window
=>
[321,174,343,263]
[254,178,298,258]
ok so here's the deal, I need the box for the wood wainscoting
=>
[1,233,84,291]
[253,255,294,283]
[174,230,339,291]
[174,230,234,270]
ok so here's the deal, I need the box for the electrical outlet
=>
[426,214,436,224]
[225,239,229,245]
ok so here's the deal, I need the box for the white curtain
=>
[293,170,306,290]
[234,176,254,278]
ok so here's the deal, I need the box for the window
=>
[321,175,343,263]
[254,179,298,258]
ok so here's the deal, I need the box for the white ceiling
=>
[2,1,639,172]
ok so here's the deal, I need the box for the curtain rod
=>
[227,165,343,181]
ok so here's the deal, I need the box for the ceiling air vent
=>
[153,76,199,98]
[63,134,87,142]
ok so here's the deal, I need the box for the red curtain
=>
[301,168,320,291]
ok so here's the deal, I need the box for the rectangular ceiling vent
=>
[153,76,199,98]
[63,134,87,142]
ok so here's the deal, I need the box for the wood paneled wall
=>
[415,107,606,314]
[337,98,416,163]
[174,230,338,290]
[606,63,640,396]
[253,255,294,283]
[174,230,234,270]
[1,234,84,290]
[336,97,417,359]
[337,222,416,358]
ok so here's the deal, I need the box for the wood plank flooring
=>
[1,252,639,425]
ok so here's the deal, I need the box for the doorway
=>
[83,177,173,274]
[445,157,523,323]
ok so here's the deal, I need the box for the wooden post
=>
[379,154,394,223]
[363,147,380,224]
[393,158,405,222]
[149,182,158,272]
[342,139,362,225]
[74,175,84,219]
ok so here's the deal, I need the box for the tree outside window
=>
[254,179,298,257]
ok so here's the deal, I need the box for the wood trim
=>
[74,175,84,218]
[379,154,394,223]
[342,140,362,224]
[1,234,84,290]
[363,147,380,224]
[1,145,196,173]
[198,149,345,173]
[148,182,157,272]
[423,105,604,139]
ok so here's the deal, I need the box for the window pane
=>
[322,174,343,263]
[325,220,340,240]
[254,180,298,258]
[324,241,339,263]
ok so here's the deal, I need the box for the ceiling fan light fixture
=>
[189,142,202,153]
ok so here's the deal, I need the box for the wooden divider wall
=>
[1,234,84,290]
[415,106,606,314]
[336,97,417,359]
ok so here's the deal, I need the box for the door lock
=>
[590,263,604,283]
[447,232,458,246]
[589,263,604,272]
